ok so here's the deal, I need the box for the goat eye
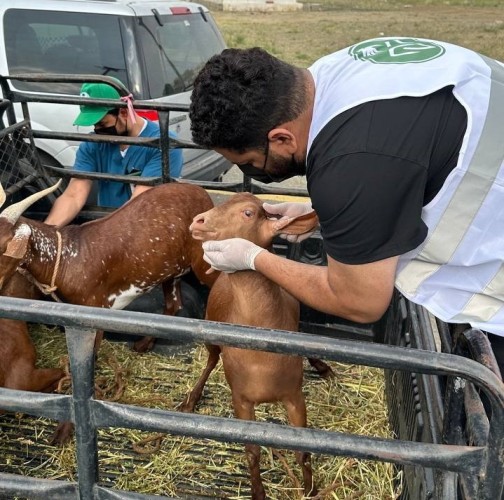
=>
[244,210,254,218]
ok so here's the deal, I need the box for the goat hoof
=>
[132,336,156,353]
[251,490,266,500]
[178,400,196,413]
[308,358,335,379]
[49,421,74,446]
[319,366,335,379]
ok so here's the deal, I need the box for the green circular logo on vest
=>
[349,38,445,64]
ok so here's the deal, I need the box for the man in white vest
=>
[189,37,504,373]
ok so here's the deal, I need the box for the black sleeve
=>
[309,152,428,265]
[306,87,466,265]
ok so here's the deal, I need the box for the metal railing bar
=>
[8,93,189,114]
[0,389,71,420]
[92,399,484,474]
[95,485,177,499]
[1,297,504,498]
[42,165,161,186]
[0,472,78,499]
[4,173,40,195]
[0,298,502,405]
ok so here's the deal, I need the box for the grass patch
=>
[213,2,504,66]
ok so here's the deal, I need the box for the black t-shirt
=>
[306,86,467,265]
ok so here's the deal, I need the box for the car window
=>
[4,9,128,94]
[138,13,225,98]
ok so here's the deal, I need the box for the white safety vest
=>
[308,37,504,335]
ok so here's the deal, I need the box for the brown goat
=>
[181,193,333,499]
[0,272,64,399]
[0,180,218,443]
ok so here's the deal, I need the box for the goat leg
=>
[31,368,65,393]
[295,450,318,498]
[179,344,221,412]
[245,443,266,500]
[133,279,184,353]
[284,395,318,497]
[49,421,74,446]
[132,335,157,353]
[233,399,266,500]
[94,330,104,355]
[307,358,335,379]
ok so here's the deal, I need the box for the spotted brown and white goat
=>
[181,193,334,499]
[0,181,216,338]
[0,180,218,442]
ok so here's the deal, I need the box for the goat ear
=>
[3,224,31,259]
[272,210,319,236]
[0,183,5,208]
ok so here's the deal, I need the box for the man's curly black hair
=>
[189,47,308,152]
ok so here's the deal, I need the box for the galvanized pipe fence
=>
[0,297,503,499]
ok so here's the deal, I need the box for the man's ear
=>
[270,210,319,236]
[268,128,298,154]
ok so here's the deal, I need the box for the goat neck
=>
[211,270,299,330]
[11,218,66,296]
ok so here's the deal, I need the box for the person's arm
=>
[253,250,398,323]
[130,184,151,198]
[201,237,397,323]
[127,121,166,199]
[45,177,92,227]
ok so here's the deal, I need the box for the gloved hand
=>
[263,201,318,243]
[202,238,265,273]
[263,200,313,219]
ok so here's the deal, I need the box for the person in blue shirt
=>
[46,81,183,226]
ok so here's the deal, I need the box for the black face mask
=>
[237,163,293,184]
[95,125,119,135]
[94,124,118,136]
[94,116,127,136]
[237,154,306,184]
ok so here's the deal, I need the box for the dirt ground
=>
[212,3,504,67]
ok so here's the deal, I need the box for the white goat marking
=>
[108,284,144,310]
[31,227,57,263]
[14,223,31,239]
[171,279,179,302]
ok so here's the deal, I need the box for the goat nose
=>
[192,214,206,224]
[189,215,205,232]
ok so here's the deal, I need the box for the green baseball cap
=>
[73,82,121,126]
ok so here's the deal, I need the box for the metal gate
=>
[0,297,503,499]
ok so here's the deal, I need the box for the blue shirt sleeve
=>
[74,140,99,173]
[138,126,183,179]
[168,130,183,178]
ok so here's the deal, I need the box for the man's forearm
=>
[253,250,392,323]
[45,196,82,227]
[253,251,348,317]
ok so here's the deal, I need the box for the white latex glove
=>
[263,201,318,243]
[202,238,265,273]
[263,200,313,219]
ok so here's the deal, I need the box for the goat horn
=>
[0,183,5,209]
[0,179,62,223]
